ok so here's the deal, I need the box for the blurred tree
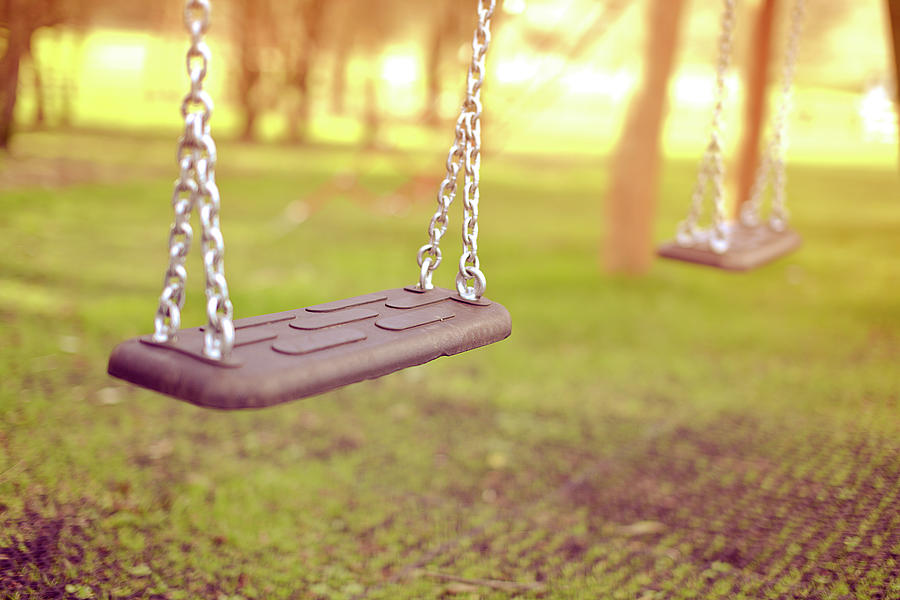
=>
[361,77,380,149]
[227,0,406,143]
[87,2,170,29]
[0,0,67,148]
[792,2,854,87]
[889,0,900,151]
[324,0,457,126]
[735,0,777,214]
[57,29,86,128]
[421,0,472,127]
[334,0,404,145]
[26,38,46,126]
[604,0,686,274]
[231,0,267,141]
[282,0,327,143]
[322,0,357,117]
[327,0,351,116]
[0,0,162,147]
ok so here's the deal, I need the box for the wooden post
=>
[604,0,686,274]
[735,0,778,214]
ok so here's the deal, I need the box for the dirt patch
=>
[0,497,248,599]
[387,415,900,598]
[532,416,900,596]
[0,506,89,598]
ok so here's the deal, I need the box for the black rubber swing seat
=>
[657,222,801,271]
[107,287,511,410]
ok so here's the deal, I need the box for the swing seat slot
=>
[108,287,511,410]
[272,328,367,356]
[374,305,455,331]
[231,311,297,330]
[289,308,379,330]
[306,292,389,313]
[657,223,801,271]
[385,288,453,309]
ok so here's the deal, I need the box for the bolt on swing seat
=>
[658,0,805,272]
[107,0,509,410]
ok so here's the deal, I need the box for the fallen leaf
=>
[444,582,480,594]
[126,564,152,577]
[620,520,667,536]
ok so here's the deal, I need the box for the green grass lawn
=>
[1,129,899,599]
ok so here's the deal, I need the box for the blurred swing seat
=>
[662,0,806,273]
[657,222,801,271]
[108,287,511,410]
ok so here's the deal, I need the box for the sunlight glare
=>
[381,52,418,86]
[858,84,898,143]
[521,2,568,27]
[563,67,636,99]
[87,32,148,72]
[673,70,740,107]
[495,55,539,85]
[504,0,526,16]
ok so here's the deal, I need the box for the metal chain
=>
[741,0,805,231]
[416,112,466,291]
[676,0,735,254]
[456,0,494,300]
[153,0,235,360]
[417,0,495,300]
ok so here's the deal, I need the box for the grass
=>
[1,127,899,599]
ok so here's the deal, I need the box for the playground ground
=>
[1,125,899,599]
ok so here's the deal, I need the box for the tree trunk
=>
[59,28,84,128]
[27,38,46,126]
[888,0,900,155]
[330,32,350,116]
[235,0,261,141]
[603,0,686,274]
[422,9,446,127]
[0,6,32,149]
[287,57,309,143]
[0,0,69,146]
[287,0,326,144]
[362,76,379,149]
[735,0,777,214]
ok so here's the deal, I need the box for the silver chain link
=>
[741,0,805,232]
[153,0,234,360]
[676,0,735,254]
[416,112,466,291]
[417,0,495,300]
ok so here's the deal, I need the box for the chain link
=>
[676,0,735,254]
[741,0,805,232]
[153,0,234,360]
[417,0,495,299]
[416,112,466,290]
